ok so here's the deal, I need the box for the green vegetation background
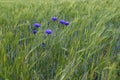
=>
[0,0,120,80]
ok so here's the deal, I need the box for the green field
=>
[0,0,120,80]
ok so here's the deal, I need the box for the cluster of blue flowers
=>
[32,16,70,35]
[32,16,70,47]
[51,16,70,26]
[33,23,53,35]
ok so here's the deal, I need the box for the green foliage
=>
[0,0,120,80]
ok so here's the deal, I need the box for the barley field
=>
[0,0,120,80]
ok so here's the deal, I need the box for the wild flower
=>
[51,16,57,21]
[33,23,41,28]
[59,20,65,24]
[42,42,45,47]
[45,29,52,35]
[64,21,69,26]
[33,30,37,34]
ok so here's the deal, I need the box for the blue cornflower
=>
[33,23,40,28]
[33,30,37,34]
[64,21,70,26]
[42,42,45,47]
[60,20,65,24]
[51,16,57,21]
[45,29,52,35]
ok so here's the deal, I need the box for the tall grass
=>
[0,0,120,80]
